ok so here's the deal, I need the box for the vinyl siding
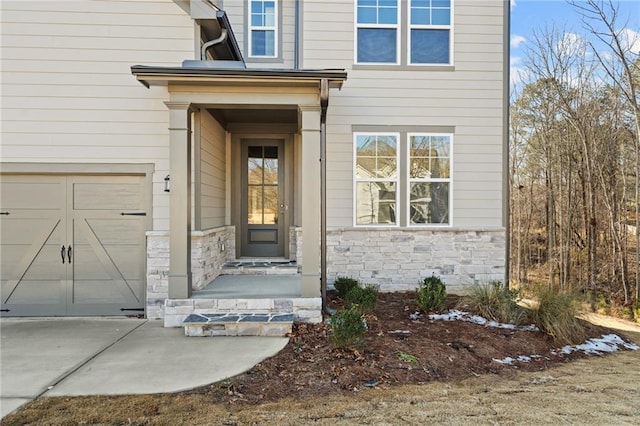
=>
[302,0,506,228]
[198,110,227,230]
[0,0,194,230]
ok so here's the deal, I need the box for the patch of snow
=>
[559,334,640,356]
[493,333,638,365]
[428,310,539,331]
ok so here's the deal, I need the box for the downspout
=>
[320,79,333,315]
[294,0,300,69]
[201,28,227,60]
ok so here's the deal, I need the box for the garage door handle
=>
[61,245,66,264]
[67,246,72,264]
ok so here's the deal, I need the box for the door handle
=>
[67,246,72,264]
[61,245,66,264]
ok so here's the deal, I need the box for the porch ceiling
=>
[208,107,298,127]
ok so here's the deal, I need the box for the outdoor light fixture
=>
[164,174,170,192]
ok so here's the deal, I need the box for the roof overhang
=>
[130,66,347,90]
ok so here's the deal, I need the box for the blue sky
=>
[510,0,640,87]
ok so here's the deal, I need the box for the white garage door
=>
[1,175,148,316]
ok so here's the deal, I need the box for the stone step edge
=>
[183,312,294,337]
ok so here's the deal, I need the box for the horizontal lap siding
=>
[199,111,227,230]
[224,0,296,68]
[303,0,506,228]
[1,0,194,230]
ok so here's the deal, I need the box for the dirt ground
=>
[3,291,639,425]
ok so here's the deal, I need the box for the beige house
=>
[1,0,509,325]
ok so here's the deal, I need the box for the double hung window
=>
[408,134,451,224]
[409,0,451,64]
[355,133,399,225]
[355,0,452,65]
[354,132,452,226]
[249,0,277,57]
[356,0,399,64]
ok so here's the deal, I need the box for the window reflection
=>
[247,146,279,225]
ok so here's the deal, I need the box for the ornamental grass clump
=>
[333,276,360,298]
[344,284,378,312]
[464,281,530,326]
[531,286,586,346]
[416,275,447,312]
[330,306,367,350]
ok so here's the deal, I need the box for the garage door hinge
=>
[0,309,10,312]
[120,212,146,216]
[120,308,144,311]
[0,212,9,215]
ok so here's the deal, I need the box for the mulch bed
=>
[183,291,616,404]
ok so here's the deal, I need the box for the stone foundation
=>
[145,226,235,319]
[326,228,506,294]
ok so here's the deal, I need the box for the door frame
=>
[231,133,293,259]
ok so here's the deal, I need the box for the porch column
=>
[299,105,321,297]
[166,101,192,298]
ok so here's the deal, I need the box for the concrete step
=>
[183,312,294,337]
[221,260,299,275]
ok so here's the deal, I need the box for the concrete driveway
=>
[0,318,288,418]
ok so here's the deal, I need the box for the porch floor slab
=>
[192,274,302,299]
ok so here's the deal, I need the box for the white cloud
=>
[511,0,517,9]
[557,32,588,56]
[511,34,527,48]
[620,28,640,54]
[510,56,528,86]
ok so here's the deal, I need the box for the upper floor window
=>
[249,0,277,57]
[409,0,451,64]
[356,0,399,64]
[355,0,453,66]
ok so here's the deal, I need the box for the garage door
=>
[1,175,148,316]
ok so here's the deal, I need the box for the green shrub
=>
[464,281,530,326]
[333,276,360,298]
[531,286,586,345]
[344,285,378,312]
[330,306,367,350]
[416,275,447,312]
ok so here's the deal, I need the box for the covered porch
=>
[131,66,346,326]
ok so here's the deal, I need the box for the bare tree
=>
[571,0,640,314]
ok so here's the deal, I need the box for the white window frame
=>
[354,0,401,65]
[407,133,453,226]
[248,0,278,58]
[353,132,401,227]
[408,0,454,66]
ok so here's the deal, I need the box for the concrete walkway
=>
[0,318,288,418]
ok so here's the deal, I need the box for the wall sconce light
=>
[164,174,170,192]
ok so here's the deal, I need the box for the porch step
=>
[221,260,299,275]
[183,312,294,337]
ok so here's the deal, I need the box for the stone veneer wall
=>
[146,225,235,319]
[289,226,303,263]
[327,228,506,294]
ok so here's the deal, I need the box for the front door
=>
[241,139,285,257]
